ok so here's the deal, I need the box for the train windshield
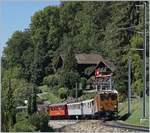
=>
[111,94,117,100]
[100,93,117,101]
[100,94,109,101]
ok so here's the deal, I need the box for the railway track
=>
[49,119,149,132]
[103,120,150,132]
[48,120,79,129]
[48,120,150,132]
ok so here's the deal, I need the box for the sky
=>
[0,0,60,56]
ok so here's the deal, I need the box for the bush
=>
[84,66,95,77]
[80,77,87,90]
[58,87,68,99]
[82,92,96,100]
[63,71,80,89]
[70,89,83,98]
[38,85,49,92]
[29,113,54,132]
[43,74,60,88]
[41,91,61,104]
[11,119,35,132]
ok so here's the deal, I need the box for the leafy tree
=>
[7,79,16,128]
[27,95,32,115]
[63,71,80,90]
[62,35,77,72]
[31,87,37,114]
[29,113,54,132]
[80,77,87,90]
[84,66,95,78]
[58,87,68,99]
[11,119,35,132]
[43,74,60,88]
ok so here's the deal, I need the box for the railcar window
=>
[92,101,94,105]
[51,107,54,111]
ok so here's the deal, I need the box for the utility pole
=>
[143,1,147,118]
[128,57,131,115]
[110,75,112,90]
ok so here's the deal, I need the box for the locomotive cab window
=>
[111,94,117,100]
[100,94,109,101]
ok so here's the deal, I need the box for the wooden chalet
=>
[58,53,115,90]
[58,53,114,76]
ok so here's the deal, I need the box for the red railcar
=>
[48,103,68,119]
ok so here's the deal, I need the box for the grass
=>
[118,96,149,127]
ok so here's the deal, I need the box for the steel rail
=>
[103,121,149,132]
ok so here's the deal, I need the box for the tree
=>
[80,77,87,90]
[7,79,16,129]
[27,95,32,115]
[63,71,80,90]
[11,119,35,132]
[29,113,54,132]
[58,87,68,99]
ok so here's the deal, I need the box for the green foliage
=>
[11,119,35,132]
[80,77,87,90]
[28,95,32,115]
[41,91,61,104]
[38,85,49,92]
[2,1,149,131]
[123,34,144,95]
[81,92,96,100]
[70,89,83,98]
[63,71,80,89]
[11,112,34,132]
[29,113,54,132]
[84,66,95,77]
[43,74,60,88]
[27,86,37,115]
[58,87,68,99]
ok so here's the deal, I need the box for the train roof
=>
[49,103,67,107]
[98,89,118,94]
[81,99,94,103]
[67,101,82,105]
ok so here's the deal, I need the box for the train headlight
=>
[114,105,117,108]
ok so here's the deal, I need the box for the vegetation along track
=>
[103,120,150,132]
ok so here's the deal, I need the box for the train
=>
[38,90,118,119]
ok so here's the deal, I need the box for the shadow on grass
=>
[118,113,131,121]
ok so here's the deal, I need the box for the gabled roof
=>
[60,53,115,72]
[75,54,103,65]
[75,54,115,72]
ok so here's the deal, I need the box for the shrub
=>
[70,89,83,98]
[58,87,68,99]
[84,66,95,77]
[29,113,54,132]
[63,71,80,89]
[80,77,87,90]
[11,119,35,132]
[43,74,60,88]
[41,91,61,104]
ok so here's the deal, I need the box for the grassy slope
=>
[118,96,149,127]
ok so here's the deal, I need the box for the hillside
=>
[1,1,149,132]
